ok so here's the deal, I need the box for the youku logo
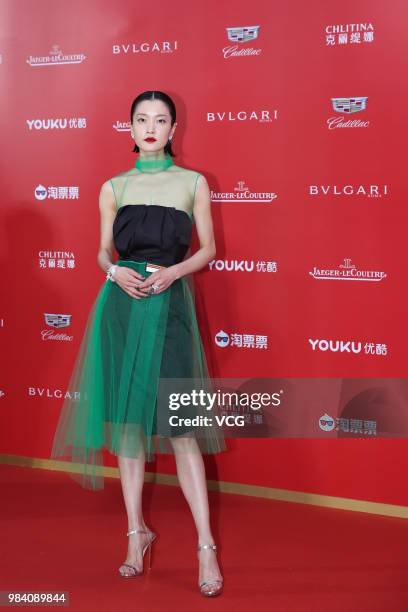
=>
[211,180,277,203]
[223,25,262,59]
[27,118,87,130]
[113,120,131,132]
[27,45,87,67]
[327,97,370,129]
[209,260,277,273]
[309,258,387,282]
[309,338,387,356]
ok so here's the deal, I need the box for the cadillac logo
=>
[331,97,368,113]
[44,313,72,328]
[226,26,260,43]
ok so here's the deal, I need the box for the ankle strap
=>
[127,528,149,536]
[197,543,217,552]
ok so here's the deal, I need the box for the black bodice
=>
[113,204,193,266]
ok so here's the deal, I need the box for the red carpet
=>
[1,464,408,611]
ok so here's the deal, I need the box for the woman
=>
[51,90,226,597]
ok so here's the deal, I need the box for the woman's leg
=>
[170,435,223,591]
[117,451,152,575]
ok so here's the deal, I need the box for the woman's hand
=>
[137,266,179,296]
[113,266,151,299]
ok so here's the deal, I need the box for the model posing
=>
[51,90,226,597]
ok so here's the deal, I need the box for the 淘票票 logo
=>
[35,185,79,200]
[215,330,268,349]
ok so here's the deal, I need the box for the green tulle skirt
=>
[50,259,226,490]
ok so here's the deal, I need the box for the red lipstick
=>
[144,137,157,142]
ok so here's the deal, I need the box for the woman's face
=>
[131,99,176,154]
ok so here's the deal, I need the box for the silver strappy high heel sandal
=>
[118,528,156,578]
[197,543,224,597]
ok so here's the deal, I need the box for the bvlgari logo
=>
[211,181,277,203]
[309,258,387,282]
[112,41,178,54]
[113,120,131,132]
[223,25,262,58]
[207,109,277,122]
[308,184,388,198]
[328,97,370,129]
[27,44,87,67]
[28,387,80,400]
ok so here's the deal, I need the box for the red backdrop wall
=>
[1,0,408,506]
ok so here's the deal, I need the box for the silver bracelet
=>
[106,264,117,282]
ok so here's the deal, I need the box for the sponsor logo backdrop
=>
[1,0,407,503]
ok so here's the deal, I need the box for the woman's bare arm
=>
[171,174,216,279]
[96,180,148,296]
[97,180,117,274]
